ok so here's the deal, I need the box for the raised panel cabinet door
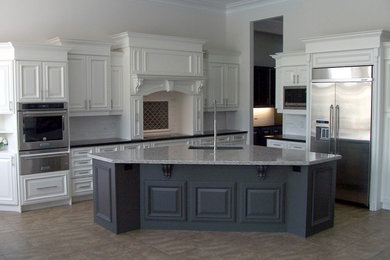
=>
[17,61,41,101]
[281,66,296,86]
[68,55,88,111]
[0,156,17,205]
[207,63,224,107]
[225,64,239,108]
[88,56,110,110]
[296,66,308,85]
[43,62,67,101]
[111,65,123,111]
[0,61,13,113]
[130,96,143,139]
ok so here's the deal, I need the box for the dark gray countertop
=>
[70,130,247,148]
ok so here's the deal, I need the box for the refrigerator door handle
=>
[335,104,340,154]
[329,104,334,154]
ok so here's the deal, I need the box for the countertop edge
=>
[71,130,248,148]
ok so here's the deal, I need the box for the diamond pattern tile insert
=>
[144,101,169,130]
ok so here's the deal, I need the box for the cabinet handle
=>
[77,171,90,175]
[111,99,113,110]
[297,75,299,84]
[37,185,58,190]
[78,185,91,189]
[9,101,13,111]
[89,100,91,109]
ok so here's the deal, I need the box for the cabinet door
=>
[111,65,123,111]
[0,156,17,205]
[0,61,13,113]
[68,55,88,111]
[43,62,67,101]
[224,64,239,108]
[88,56,110,110]
[296,66,307,85]
[131,96,143,139]
[281,66,296,86]
[207,63,225,107]
[17,61,41,102]
[287,141,306,151]
[267,139,287,149]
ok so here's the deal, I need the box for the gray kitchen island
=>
[90,145,341,237]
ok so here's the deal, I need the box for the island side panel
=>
[93,159,140,234]
[286,161,337,237]
[140,164,289,232]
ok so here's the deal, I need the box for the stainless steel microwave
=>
[283,86,306,109]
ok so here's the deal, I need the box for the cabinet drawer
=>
[230,134,247,144]
[71,147,94,157]
[71,168,93,178]
[217,136,230,143]
[121,144,141,150]
[267,140,287,149]
[21,171,68,204]
[71,158,92,168]
[96,145,119,153]
[72,177,93,195]
[199,137,213,145]
[287,142,306,151]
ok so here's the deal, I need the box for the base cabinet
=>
[20,171,69,205]
[0,155,17,205]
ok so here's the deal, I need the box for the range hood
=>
[111,32,206,140]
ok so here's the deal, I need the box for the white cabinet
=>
[267,139,306,151]
[205,57,239,111]
[272,52,308,114]
[111,52,123,112]
[281,66,307,86]
[0,61,14,113]
[70,146,94,198]
[0,154,17,205]
[68,55,110,113]
[20,171,69,205]
[17,61,67,102]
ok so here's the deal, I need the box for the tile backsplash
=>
[283,114,306,136]
[70,116,121,141]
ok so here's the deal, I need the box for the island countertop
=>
[90,144,341,166]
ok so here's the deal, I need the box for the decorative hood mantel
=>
[132,74,205,96]
[111,32,206,140]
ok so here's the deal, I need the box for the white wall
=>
[225,0,390,143]
[0,0,226,49]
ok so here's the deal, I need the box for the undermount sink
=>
[188,145,243,150]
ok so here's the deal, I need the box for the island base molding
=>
[93,160,336,237]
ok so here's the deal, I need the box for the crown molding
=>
[226,0,291,14]
[143,0,225,13]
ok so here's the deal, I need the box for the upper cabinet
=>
[0,43,69,104]
[17,61,67,102]
[0,61,14,114]
[253,66,275,108]
[49,38,120,116]
[272,52,308,114]
[280,66,307,86]
[204,50,239,111]
[110,52,123,112]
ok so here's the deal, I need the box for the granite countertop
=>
[70,130,247,148]
[90,144,341,166]
[264,134,306,143]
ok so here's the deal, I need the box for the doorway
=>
[251,16,283,145]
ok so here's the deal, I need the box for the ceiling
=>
[145,0,284,13]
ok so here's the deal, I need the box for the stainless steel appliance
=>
[310,66,372,206]
[284,86,306,109]
[18,103,69,151]
[19,149,69,175]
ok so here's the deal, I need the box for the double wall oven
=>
[18,103,69,175]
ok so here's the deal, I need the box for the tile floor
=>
[0,202,389,259]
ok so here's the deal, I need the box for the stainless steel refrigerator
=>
[310,66,372,206]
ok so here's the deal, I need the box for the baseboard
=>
[21,199,71,212]
[0,205,21,213]
[72,194,93,203]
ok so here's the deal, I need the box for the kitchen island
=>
[91,145,341,237]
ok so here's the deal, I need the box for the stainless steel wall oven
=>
[18,103,69,151]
